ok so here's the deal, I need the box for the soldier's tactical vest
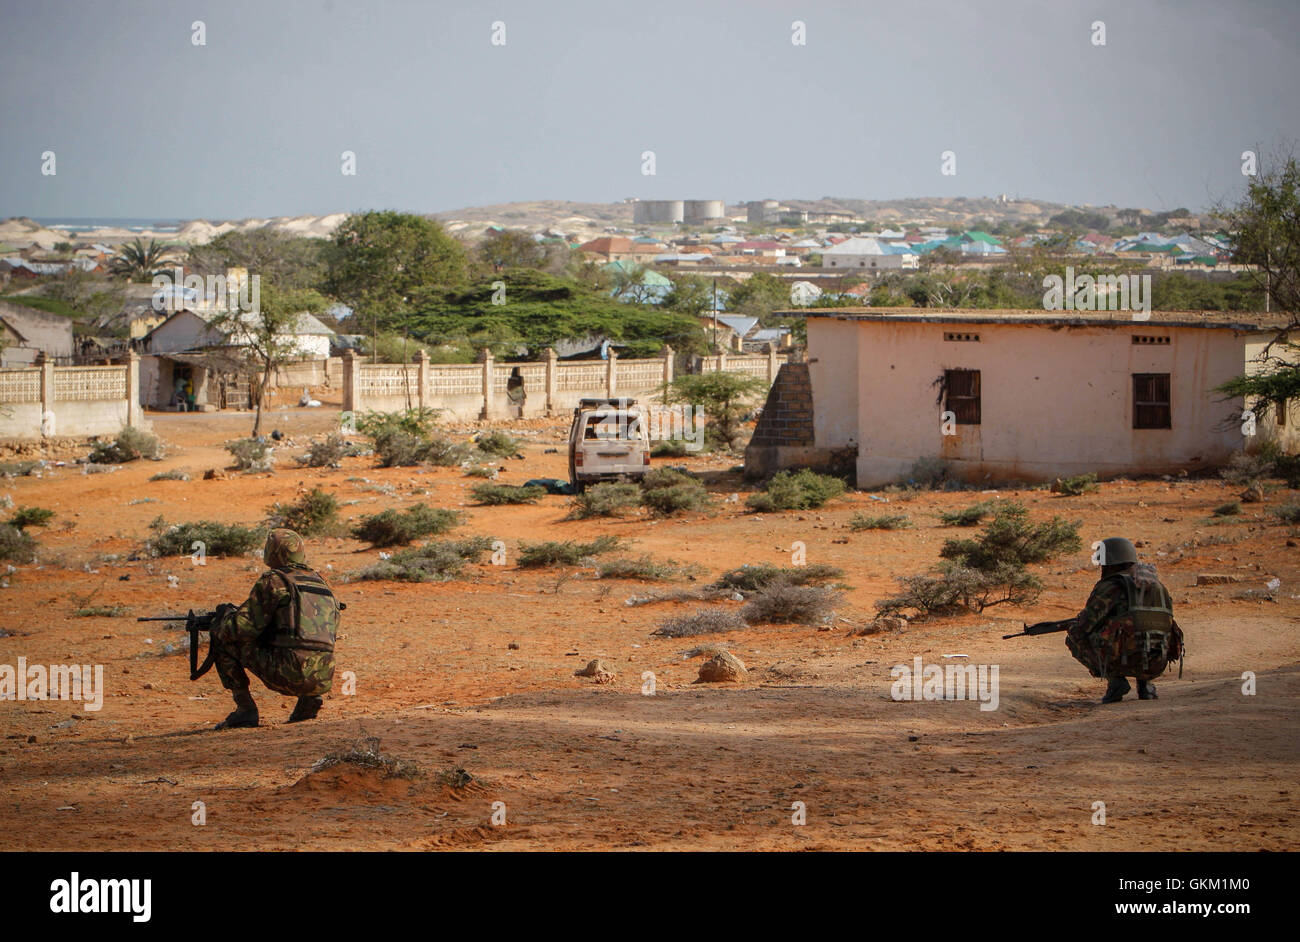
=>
[1099,567,1183,677]
[265,567,340,653]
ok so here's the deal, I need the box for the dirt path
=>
[1,409,1297,850]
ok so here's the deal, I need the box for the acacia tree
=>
[216,285,330,438]
[662,371,768,450]
[1214,152,1300,419]
[324,211,467,329]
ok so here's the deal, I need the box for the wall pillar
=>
[127,350,142,427]
[717,350,728,373]
[341,350,359,413]
[767,343,779,384]
[480,348,496,419]
[37,352,54,438]
[545,347,558,416]
[415,348,428,410]
[606,348,618,398]
[660,344,674,396]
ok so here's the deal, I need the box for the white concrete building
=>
[820,237,918,270]
[799,308,1295,486]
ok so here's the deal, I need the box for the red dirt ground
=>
[1,408,1296,851]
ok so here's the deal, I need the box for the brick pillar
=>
[342,350,359,413]
[37,352,55,438]
[480,348,496,419]
[415,348,428,410]
[126,350,142,427]
[545,347,558,416]
[606,348,618,398]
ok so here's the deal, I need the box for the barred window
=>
[945,369,981,425]
[1133,373,1171,429]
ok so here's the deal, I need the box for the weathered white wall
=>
[808,318,1270,485]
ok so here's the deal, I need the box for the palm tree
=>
[109,238,180,282]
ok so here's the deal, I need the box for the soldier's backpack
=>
[1102,565,1185,678]
[265,568,340,654]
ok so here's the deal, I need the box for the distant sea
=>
[33,218,186,233]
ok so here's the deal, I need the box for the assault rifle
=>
[1002,618,1075,640]
[137,605,231,680]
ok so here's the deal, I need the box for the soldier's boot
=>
[1137,679,1158,700]
[1101,676,1131,704]
[215,690,259,729]
[287,695,323,723]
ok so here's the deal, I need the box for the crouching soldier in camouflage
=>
[1065,537,1184,704]
[211,528,341,729]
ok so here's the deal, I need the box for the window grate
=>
[1133,373,1171,429]
[1132,336,1170,345]
[944,332,980,342]
[945,369,981,425]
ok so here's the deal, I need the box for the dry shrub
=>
[569,482,643,518]
[653,607,748,638]
[740,579,841,625]
[471,483,546,505]
[711,563,843,592]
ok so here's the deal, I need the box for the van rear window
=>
[583,414,640,441]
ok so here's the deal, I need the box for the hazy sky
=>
[2,0,1297,220]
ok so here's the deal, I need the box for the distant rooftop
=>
[794,307,1290,331]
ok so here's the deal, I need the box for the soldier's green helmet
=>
[264,528,307,569]
[1099,537,1138,567]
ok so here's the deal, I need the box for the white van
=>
[567,397,650,490]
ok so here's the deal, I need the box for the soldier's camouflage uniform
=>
[212,529,338,699]
[1066,561,1182,681]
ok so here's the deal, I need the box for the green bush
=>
[1220,451,1274,486]
[1273,502,1300,524]
[848,512,910,530]
[303,433,351,468]
[746,469,846,512]
[475,430,520,458]
[373,430,471,468]
[356,407,441,439]
[352,536,493,582]
[938,500,997,527]
[1212,501,1242,517]
[640,467,696,490]
[569,482,642,518]
[73,605,129,617]
[268,487,342,537]
[905,457,948,489]
[149,517,265,557]
[8,506,54,530]
[1054,473,1100,496]
[516,535,622,567]
[149,469,191,482]
[89,426,160,464]
[641,482,711,516]
[876,561,1042,616]
[595,555,701,581]
[939,502,1081,571]
[351,504,460,547]
[226,438,273,471]
[464,465,497,478]
[711,563,843,592]
[471,483,546,505]
[0,523,37,563]
[651,440,690,458]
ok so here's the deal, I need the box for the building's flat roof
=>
[794,306,1291,332]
